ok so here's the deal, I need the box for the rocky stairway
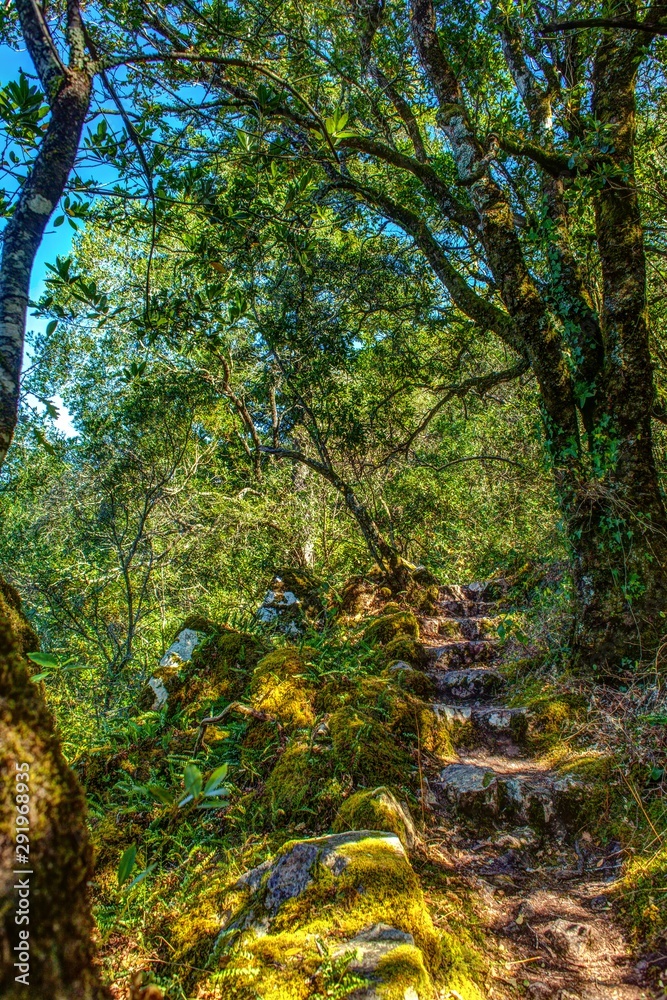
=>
[417,583,649,1000]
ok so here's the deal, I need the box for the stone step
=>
[419,615,501,642]
[434,759,584,830]
[430,666,505,699]
[436,598,498,617]
[434,703,528,740]
[423,639,498,669]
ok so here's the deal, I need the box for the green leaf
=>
[183,762,203,800]
[203,763,228,795]
[27,652,60,669]
[146,784,175,806]
[53,215,64,227]
[125,863,156,890]
[117,844,137,887]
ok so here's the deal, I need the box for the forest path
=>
[417,585,650,1000]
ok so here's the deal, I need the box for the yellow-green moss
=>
[141,628,270,716]
[219,832,439,998]
[356,677,452,759]
[384,661,434,698]
[364,611,420,646]
[174,613,220,637]
[329,706,413,788]
[250,648,317,730]
[375,944,434,999]
[261,741,345,826]
[616,844,667,946]
[383,634,426,666]
[333,787,416,849]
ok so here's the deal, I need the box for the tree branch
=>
[15,0,66,97]
[339,135,477,228]
[541,17,667,36]
[370,63,427,162]
[194,702,285,754]
[330,176,522,351]
[380,360,529,463]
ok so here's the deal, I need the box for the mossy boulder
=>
[219,831,439,998]
[340,575,381,616]
[257,568,325,632]
[261,740,346,827]
[383,634,426,667]
[250,647,317,730]
[333,787,417,850]
[145,626,269,717]
[356,676,452,759]
[364,612,420,647]
[386,661,434,699]
[329,706,413,788]
[550,752,617,831]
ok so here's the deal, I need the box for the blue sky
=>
[2,43,78,436]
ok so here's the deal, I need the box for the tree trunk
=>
[562,403,667,674]
[0,580,109,999]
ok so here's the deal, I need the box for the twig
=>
[194,701,285,753]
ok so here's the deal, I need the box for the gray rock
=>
[433,667,504,699]
[144,628,204,709]
[471,706,527,733]
[336,922,414,974]
[159,628,202,668]
[438,763,498,816]
[541,918,593,958]
[236,831,405,916]
[433,703,472,724]
[437,763,556,827]
[147,675,170,710]
[427,640,496,669]
[257,578,305,635]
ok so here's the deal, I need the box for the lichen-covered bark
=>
[404,0,667,671]
[0,581,109,999]
[561,14,667,672]
[0,2,91,465]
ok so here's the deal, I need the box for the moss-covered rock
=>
[257,568,325,632]
[157,627,269,718]
[219,831,439,998]
[383,634,426,667]
[250,647,317,730]
[329,706,413,788]
[364,612,420,646]
[333,787,417,850]
[385,661,434,699]
[260,740,345,827]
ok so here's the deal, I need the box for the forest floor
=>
[416,583,655,1000]
[83,570,667,1000]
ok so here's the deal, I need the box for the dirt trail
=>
[418,584,652,1000]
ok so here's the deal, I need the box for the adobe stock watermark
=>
[13,762,32,987]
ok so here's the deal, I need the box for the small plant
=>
[309,941,366,1000]
[26,650,96,682]
[143,761,230,811]
[496,615,528,645]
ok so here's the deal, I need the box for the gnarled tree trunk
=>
[0,581,109,999]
